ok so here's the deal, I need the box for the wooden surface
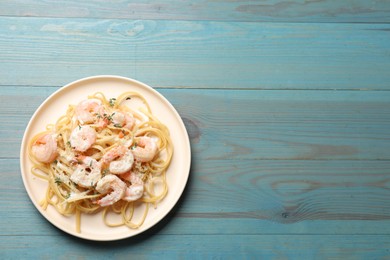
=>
[1,1,390,259]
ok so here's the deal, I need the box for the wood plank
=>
[1,234,390,259]
[3,86,390,160]
[1,0,390,23]
[4,158,390,236]
[0,17,390,89]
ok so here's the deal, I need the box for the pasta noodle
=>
[28,92,173,233]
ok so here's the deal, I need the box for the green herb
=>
[66,141,71,148]
[109,98,116,107]
[78,125,81,130]
[53,160,58,164]
[131,143,138,150]
[102,169,108,177]
[89,160,92,167]
[113,123,122,128]
[104,112,115,122]
[54,177,62,185]
[65,192,70,199]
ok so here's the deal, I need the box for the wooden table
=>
[1,1,390,258]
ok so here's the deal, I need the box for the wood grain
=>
[2,1,390,257]
[0,18,389,89]
[4,157,390,236]
[3,86,390,160]
[1,234,390,259]
[1,0,390,23]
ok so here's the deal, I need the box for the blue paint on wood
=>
[0,18,389,89]
[1,0,390,258]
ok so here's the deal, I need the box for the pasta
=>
[28,91,173,233]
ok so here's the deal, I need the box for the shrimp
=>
[70,156,101,188]
[101,146,134,174]
[75,99,104,125]
[121,171,144,202]
[70,125,96,152]
[112,111,135,130]
[96,175,126,207]
[31,133,58,163]
[132,136,158,162]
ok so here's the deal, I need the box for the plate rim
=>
[19,75,191,241]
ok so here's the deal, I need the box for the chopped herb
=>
[109,98,116,107]
[65,192,70,199]
[66,141,71,148]
[78,125,81,130]
[102,169,108,177]
[89,160,93,167]
[104,112,115,122]
[54,177,62,185]
[131,143,138,150]
[53,160,58,164]
[113,123,122,128]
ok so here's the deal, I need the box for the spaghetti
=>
[28,92,173,233]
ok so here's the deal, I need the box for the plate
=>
[20,75,191,241]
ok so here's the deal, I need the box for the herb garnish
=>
[109,98,116,107]
[54,177,62,185]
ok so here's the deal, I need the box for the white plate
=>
[20,75,191,241]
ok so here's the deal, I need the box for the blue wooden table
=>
[1,1,390,258]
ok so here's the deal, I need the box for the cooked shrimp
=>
[75,99,104,124]
[31,133,58,163]
[70,125,96,152]
[132,136,158,162]
[96,175,126,206]
[70,156,101,188]
[124,114,135,130]
[122,172,144,202]
[112,111,135,130]
[101,146,134,174]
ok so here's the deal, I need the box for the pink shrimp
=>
[96,175,126,207]
[69,125,96,152]
[75,99,104,125]
[111,111,135,130]
[121,171,144,202]
[75,98,110,128]
[101,146,134,174]
[31,133,58,163]
[132,136,158,162]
